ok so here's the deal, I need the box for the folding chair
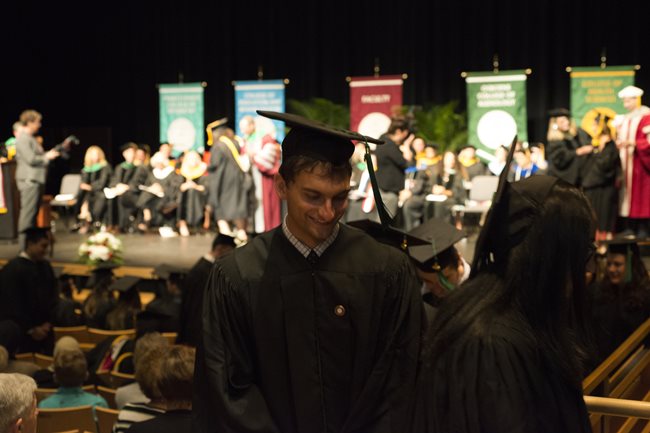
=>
[95,406,119,433]
[36,405,96,433]
[54,325,91,345]
[452,175,499,228]
[50,173,82,230]
[96,385,117,409]
[87,328,135,345]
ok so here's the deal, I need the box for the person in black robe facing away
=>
[0,227,59,354]
[590,238,650,365]
[581,111,621,241]
[106,276,142,330]
[414,143,596,432]
[178,233,235,347]
[104,142,139,232]
[546,107,593,186]
[206,120,253,242]
[73,145,112,233]
[193,111,423,433]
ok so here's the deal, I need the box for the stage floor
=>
[0,226,480,271]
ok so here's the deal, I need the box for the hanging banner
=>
[349,75,403,140]
[465,70,528,161]
[569,66,636,133]
[159,83,205,157]
[234,80,286,142]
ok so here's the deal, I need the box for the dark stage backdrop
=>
[1,0,648,172]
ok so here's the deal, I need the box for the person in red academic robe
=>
[616,85,650,238]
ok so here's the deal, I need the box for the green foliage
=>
[287,98,350,129]
[403,101,468,152]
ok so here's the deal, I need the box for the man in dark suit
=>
[14,110,59,247]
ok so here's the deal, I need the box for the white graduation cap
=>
[618,85,644,99]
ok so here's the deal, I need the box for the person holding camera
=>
[14,110,60,248]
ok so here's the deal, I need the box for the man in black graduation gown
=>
[193,111,423,433]
[0,227,59,354]
[178,233,235,347]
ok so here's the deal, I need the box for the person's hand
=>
[30,324,50,341]
[403,133,415,147]
[399,189,412,203]
[0,157,7,164]
[400,144,413,161]
[150,183,163,195]
[432,185,446,195]
[180,181,194,192]
[80,183,92,191]
[46,149,60,160]
[575,145,594,156]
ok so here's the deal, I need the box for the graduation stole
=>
[83,162,107,173]
[458,155,479,168]
[180,162,207,180]
[219,136,249,172]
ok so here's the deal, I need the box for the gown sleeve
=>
[193,264,281,433]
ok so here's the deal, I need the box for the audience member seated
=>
[127,345,195,433]
[457,144,487,183]
[507,142,540,182]
[590,238,650,364]
[145,265,184,333]
[106,277,142,331]
[0,373,38,433]
[51,268,85,327]
[83,262,118,329]
[33,336,83,388]
[0,227,59,354]
[177,150,209,237]
[73,145,112,234]
[0,345,39,377]
[115,332,169,410]
[113,343,168,433]
[38,348,107,411]
[178,233,236,347]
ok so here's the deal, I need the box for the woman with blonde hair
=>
[74,145,112,233]
[546,108,592,186]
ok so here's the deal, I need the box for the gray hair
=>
[0,373,37,433]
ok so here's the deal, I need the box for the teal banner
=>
[465,70,528,161]
[159,83,205,157]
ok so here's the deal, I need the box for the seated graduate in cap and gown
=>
[105,276,142,331]
[589,238,650,365]
[82,262,118,329]
[407,217,469,325]
[193,111,423,433]
[135,151,182,231]
[73,145,112,233]
[412,143,595,433]
[176,150,209,236]
[104,143,139,231]
[0,227,59,354]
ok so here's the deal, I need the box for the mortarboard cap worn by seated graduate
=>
[547,108,572,118]
[408,218,466,272]
[602,237,641,283]
[110,275,141,293]
[618,85,644,99]
[212,233,236,249]
[153,263,187,281]
[256,110,397,226]
[346,219,428,253]
[87,261,120,286]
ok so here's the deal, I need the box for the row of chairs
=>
[38,405,117,433]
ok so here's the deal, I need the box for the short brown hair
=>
[54,350,87,388]
[157,345,195,403]
[19,110,42,126]
[133,332,169,371]
[279,155,352,185]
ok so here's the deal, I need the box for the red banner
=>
[349,75,403,140]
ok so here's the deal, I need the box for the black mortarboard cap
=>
[206,117,229,146]
[212,233,236,249]
[471,136,560,277]
[110,276,141,293]
[257,110,394,226]
[256,110,383,165]
[136,306,175,334]
[87,262,119,286]
[153,263,187,280]
[602,237,639,283]
[547,108,571,118]
[458,144,477,151]
[346,219,428,253]
[408,218,466,271]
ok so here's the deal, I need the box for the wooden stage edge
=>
[0,259,156,279]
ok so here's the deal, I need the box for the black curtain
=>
[1,0,648,167]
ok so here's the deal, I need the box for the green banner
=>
[570,66,636,134]
[159,83,205,157]
[465,70,528,161]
